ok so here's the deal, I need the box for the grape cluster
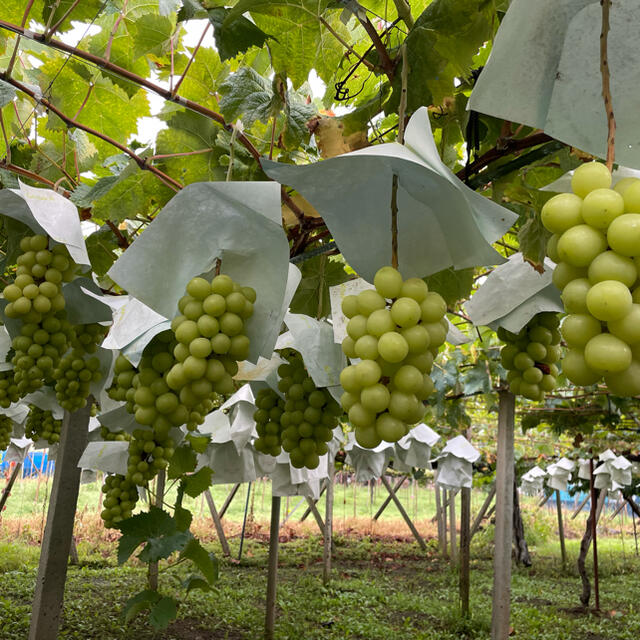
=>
[10,313,74,395]
[0,369,20,408]
[107,354,137,412]
[3,235,74,319]
[166,274,255,428]
[0,414,12,450]
[52,350,101,411]
[25,405,61,445]
[100,425,130,442]
[498,313,561,400]
[254,350,342,469]
[339,266,447,448]
[253,388,285,457]
[70,322,108,354]
[100,474,139,528]
[126,427,176,486]
[544,163,640,395]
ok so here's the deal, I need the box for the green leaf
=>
[518,212,550,270]
[182,575,212,593]
[186,431,211,454]
[178,0,208,20]
[138,529,192,563]
[115,507,177,564]
[41,0,107,32]
[149,596,178,630]
[290,254,349,318]
[85,227,121,276]
[425,267,474,306]
[174,504,193,532]
[167,444,198,479]
[208,7,271,61]
[180,538,219,584]
[160,0,182,15]
[131,14,176,59]
[181,467,213,498]
[70,176,120,208]
[0,80,16,107]
[391,0,494,113]
[460,361,492,395]
[122,589,160,624]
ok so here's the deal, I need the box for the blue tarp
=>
[1,449,54,477]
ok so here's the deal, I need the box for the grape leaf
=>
[85,227,121,276]
[131,13,176,59]
[208,7,272,61]
[41,0,107,32]
[160,0,182,15]
[425,267,474,306]
[167,444,198,479]
[183,575,212,593]
[116,507,178,564]
[181,467,213,498]
[138,530,193,563]
[0,80,16,108]
[149,596,178,630]
[179,538,218,584]
[290,254,349,318]
[460,361,492,395]
[123,590,161,623]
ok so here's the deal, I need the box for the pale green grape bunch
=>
[10,312,74,396]
[52,349,101,411]
[126,427,176,486]
[166,274,255,428]
[0,369,21,408]
[70,322,109,354]
[3,235,74,319]
[100,425,130,442]
[25,405,62,445]
[107,354,137,412]
[544,163,640,395]
[340,266,446,448]
[274,349,342,469]
[498,313,561,401]
[253,387,285,457]
[0,414,12,449]
[100,474,139,528]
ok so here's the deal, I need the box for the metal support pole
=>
[555,490,567,569]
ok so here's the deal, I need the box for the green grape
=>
[340,266,444,446]
[100,425,130,442]
[256,350,342,469]
[25,405,62,445]
[0,415,12,450]
[70,322,109,354]
[0,369,21,408]
[100,474,139,529]
[498,312,561,401]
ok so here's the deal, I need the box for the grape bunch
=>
[10,313,75,396]
[166,274,255,427]
[3,235,74,319]
[126,427,176,486]
[100,425,130,442]
[339,266,447,448]
[498,313,561,401]
[70,322,108,354]
[253,350,342,469]
[52,350,101,411]
[100,474,139,528]
[0,414,12,450]
[25,405,62,445]
[253,388,285,457]
[107,354,137,412]
[544,163,640,395]
[0,369,21,408]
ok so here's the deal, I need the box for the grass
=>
[1,479,640,639]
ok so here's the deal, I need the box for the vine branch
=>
[0,73,183,192]
[600,0,616,172]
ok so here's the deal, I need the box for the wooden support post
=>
[373,475,406,520]
[300,479,327,522]
[148,469,165,591]
[470,484,496,540]
[265,496,281,640]
[237,482,252,561]
[28,406,90,640]
[491,390,515,640]
[460,487,471,617]
[219,483,241,519]
[449,488,458,564]
[68,537,79,566]
[323,464,335,585]
[434,477,446,556]
[589,459,600,611]
[537,491,553,508]
[556,490,567,569]
[0,461,22,512]
[205,489,231,557]
[380,474,426,550]
[571,494,590,520]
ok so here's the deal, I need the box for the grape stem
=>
[600,0,616,172]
